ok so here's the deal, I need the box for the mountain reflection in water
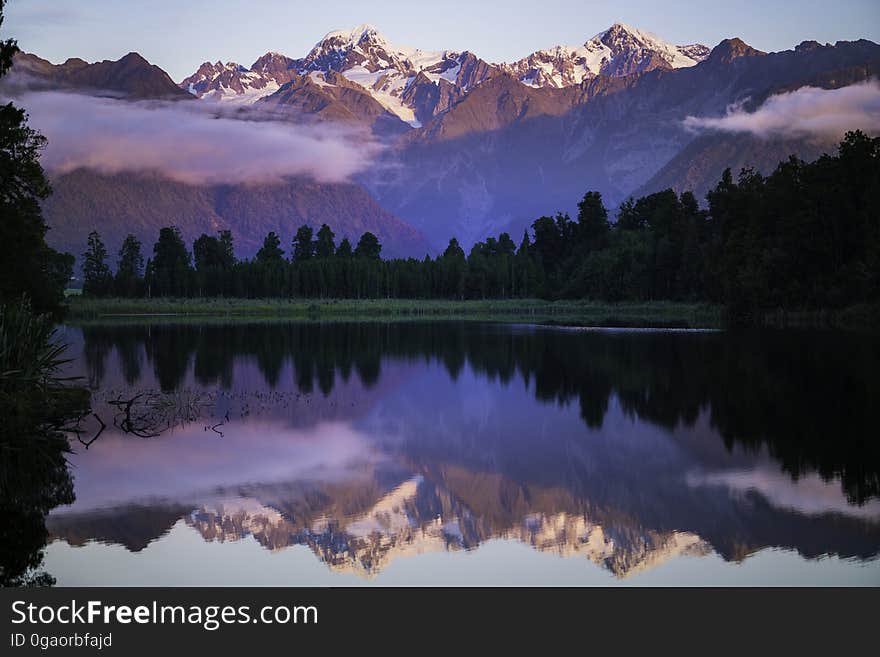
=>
[37,322,880,584]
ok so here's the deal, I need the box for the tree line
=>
[79,131,879,322]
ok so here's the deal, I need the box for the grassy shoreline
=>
[64,297,724,328]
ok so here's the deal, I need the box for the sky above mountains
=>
[7,0,880,81]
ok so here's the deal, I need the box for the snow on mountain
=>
[183,477,713,579]
[595,22,709,74]
[297,24,473,127]
[179,53,297,104]
[178,23,709,116]
[178,24,481,126]
[300,24,448,75]
[500,22,710,88]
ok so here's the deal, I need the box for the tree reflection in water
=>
[79,321,880,504]
[8,319,879,585]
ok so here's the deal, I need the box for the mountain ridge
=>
[499,22,710,88]
[10,51,191,99]
[174,22,709,127]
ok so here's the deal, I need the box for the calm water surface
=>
[33,321,880,585]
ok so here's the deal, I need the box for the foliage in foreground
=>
[0,298,89,586]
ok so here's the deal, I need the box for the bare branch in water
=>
[75,413,106,449]
[105,390,215,438]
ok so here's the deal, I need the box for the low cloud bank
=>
[684,80,880,140]
[17,91,378,185]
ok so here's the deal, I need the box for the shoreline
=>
[64,297,723,329]
[62,297,880,330]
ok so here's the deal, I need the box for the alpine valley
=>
[8,22,880,258]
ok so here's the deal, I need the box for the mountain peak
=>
[250,51,295,74]
[595,23,658,48]
[707,38,765,64]
[603,22,640,38]
[301,24,405,74]
[499,23,710,88]
[591,23,702,58]
[118,52,150,66]
[795,40,824,52]
[319,24,388,49]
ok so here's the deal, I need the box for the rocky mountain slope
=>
[42,169,430,261]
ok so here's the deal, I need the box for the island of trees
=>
[76,131,880,325]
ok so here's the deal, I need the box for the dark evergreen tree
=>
[336,237,353,258]
[193,233,233,296]
[575,191,610,250]
[150,227,192,297]
[255,231,284,264]
[82,231,112,297]
[218,230,235,269]
[291,225,314,262]
[354,232,382,260]
[497,232,516,256]
[315,224,336,258]
[115,234,144,298]
[439,238,466,298]
[0,3,73,314]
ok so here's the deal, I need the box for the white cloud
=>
[688,466,880,522]
[684,80,880,140]
[17,91,380,185]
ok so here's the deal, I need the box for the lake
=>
[31,321,880,585]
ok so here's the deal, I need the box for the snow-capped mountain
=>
[185,486,712,579]
[500,22,710,88]
[176,23,707,123]
[299,24,454,79]
[179,52,298,104]
[296,24,489,127]
[178,24,494,127]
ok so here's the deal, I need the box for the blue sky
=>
[5,0,880,81]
